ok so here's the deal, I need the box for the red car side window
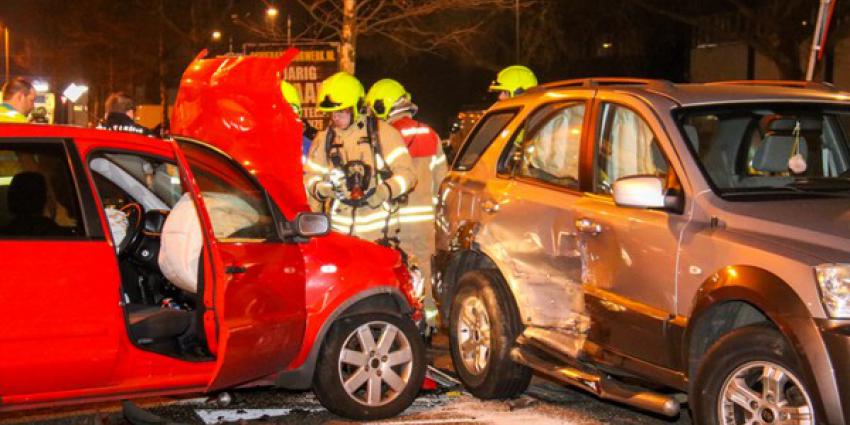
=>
[177,142,277,241]
[0,141,85,239]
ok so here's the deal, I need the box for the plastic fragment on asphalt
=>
[426,365,462,387]
[421,376,439,391]
[446,391,463,397]
[506,395,537,411]
[195,407,323,424]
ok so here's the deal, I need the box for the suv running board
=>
[510,345,680,417]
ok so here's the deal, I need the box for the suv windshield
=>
[678,104,850,198]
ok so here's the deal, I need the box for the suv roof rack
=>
[705,80,839,92]
[536,77,676,92]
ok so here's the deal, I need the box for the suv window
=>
[177,141,277,241]
[517,103,585,189]
[596,103,668,194]
[453,110,517,171]
[0,141,85,238]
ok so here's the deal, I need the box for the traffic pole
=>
[806,0,836,81]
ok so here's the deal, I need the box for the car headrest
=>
[763,116,822,132]
[8,172,47,216]
[752,135,808,173]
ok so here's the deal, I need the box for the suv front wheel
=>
[449,269,531,399]
[692,325,816,425]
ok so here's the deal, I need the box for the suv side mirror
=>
[280,212,331,239]
[613,176,667,209]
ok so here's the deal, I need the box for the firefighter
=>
[303,72,417,243]
[0,77,36,123]
[280,80,316,164]
[489,65,538,100]
[365,78,447,323]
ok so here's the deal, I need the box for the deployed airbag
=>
[158,193,202,293]
[158,192,265,294]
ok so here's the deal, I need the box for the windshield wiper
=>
[788,176,850,190]
[722,183,850,199]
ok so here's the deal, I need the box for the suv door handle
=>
[225,265,247,274]
[575,218,602,235]
[481,199,500,214]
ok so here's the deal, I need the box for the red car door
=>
[0,138,122,399]
[172,138,307,391]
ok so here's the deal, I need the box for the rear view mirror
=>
[280,212,331,239]
[613,176,666,209]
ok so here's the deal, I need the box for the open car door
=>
[170,49,310,391]
[172,139,307,391]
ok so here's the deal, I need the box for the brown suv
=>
[434,78,850,424]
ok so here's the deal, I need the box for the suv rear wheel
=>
[692,325,816,425]
[449,269,531,399]
[313,313,426,420]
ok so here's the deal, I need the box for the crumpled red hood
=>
[171,49,309,218]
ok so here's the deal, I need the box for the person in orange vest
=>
[366,78,447,327]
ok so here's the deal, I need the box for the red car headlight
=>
[394,264,423,320]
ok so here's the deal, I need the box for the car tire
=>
[449,269,531,399]
[691,325,817,425]
[313,312,426,420]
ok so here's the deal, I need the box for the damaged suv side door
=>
[480,97,592,341]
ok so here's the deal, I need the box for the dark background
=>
[1,0,844,134]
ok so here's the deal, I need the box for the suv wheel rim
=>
[718,360,814,425]
[338,321,413,407]
[457,295,491,375]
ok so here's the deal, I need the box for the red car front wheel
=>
[313,312,426,420]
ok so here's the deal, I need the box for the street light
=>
[212,30,222,41]
[266,6,279,18]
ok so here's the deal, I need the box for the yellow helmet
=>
[317,72,365,120]
[488,65,538,97]
[365,79,411,120]
[280,81,302,116]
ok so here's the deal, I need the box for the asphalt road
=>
[1,333,692,425]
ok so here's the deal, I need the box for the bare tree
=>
[238,0,529,73]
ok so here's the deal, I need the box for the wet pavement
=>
[0,333,692,425]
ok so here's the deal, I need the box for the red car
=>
[0,51,425,420]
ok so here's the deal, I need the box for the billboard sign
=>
[244,42,340,132]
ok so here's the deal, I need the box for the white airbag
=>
[158,193,202,293]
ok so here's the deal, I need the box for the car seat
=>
[1,172,66,236]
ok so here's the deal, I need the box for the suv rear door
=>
[173,139,307,391]
[573,96,688,370]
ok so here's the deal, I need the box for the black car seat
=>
[126,304,192,345]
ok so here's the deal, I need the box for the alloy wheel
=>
[337,321,414,407]
[718,360,814,425]
[457,294,491,375]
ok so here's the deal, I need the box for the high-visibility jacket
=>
[389,114,447,224]
[0,103,27,123]
[303,116,417,239]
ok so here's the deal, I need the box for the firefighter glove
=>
[367,182,391,208]
[314,181,335,200]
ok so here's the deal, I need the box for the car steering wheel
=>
[118,202,144,256]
